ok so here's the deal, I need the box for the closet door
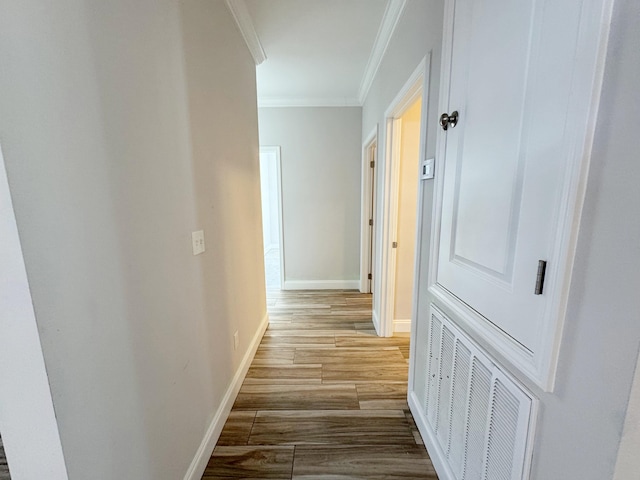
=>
[431,0,611,388]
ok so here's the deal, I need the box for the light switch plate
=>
[421,158,435,180]
[192,230,205,255]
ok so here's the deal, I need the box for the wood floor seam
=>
[203,290,438,479]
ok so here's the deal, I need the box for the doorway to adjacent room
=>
[259,146,285,291]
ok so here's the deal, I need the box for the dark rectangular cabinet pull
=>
[534,260,547,295]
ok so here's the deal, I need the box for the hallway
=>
[201,290,437,479]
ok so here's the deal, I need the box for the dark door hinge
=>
[368,273,372,280]
[534,260,547,295]
[369,219,373,226]
[370,160,375,168]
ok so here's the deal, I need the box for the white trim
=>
[377,57,429,338]
[372,310,381,336]
[224,0,266,66]
[0,146,69,479]
[409,304,540,480]
[263,244,278,255]
[409,372,539,480]
[358,0,407,104]
[393,319,412,333]
[260,146,285,290]
[183,312,269,480]
[258,97,361,108]
[426,0,615,391]
[359,127,378,294]
[283,280,360,291]
[408,391,456,480]
[382,116,403,335]
[407,51,432,398]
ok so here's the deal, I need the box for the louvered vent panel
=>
[448,341,471,479]
[463,359,492,480]
[484,374,532,480]
[483,378,520,480]
[425,315,442,425]
[421,306,536,480]
[436,326,456,443]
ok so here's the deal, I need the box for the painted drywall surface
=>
[614,349,640,480]
[393,99,422,322]
[369,0,640,478]
[528,0,640,477]
[0,1,265,479]
[404,0,640,477]
[0,150,68,479]
[361,0,444,328]
[258,107,362,285]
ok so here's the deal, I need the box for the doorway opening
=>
[259,146,285,291]
[390,97,422,333]
[376,56,430,337]
[360,129,378,295]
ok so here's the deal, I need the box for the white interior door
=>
[435,0,606,354]
[259,146,284,290]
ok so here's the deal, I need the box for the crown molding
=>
[224,0,266,65]
[258,97,362,108]
[357,0,407,104]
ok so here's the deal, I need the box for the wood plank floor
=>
[202,290,438,479]
[0,434,11,480]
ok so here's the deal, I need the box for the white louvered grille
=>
[448,341,471,479]
[463,359,492,480]
[436,326,456,445]
[484,379,519,480]
[422,306,535,480]
[426,315,442,425]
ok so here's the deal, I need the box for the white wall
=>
[380,0,640,479]
[258,107,362,289]
[393,98,422,322]
[361,0,444,328]
[0,149,68,479]
[528,0,640,476]
[614,349,640,480]
[0,1,266,479]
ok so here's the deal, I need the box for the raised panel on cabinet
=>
[430,0,613,389]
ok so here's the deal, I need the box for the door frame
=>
[259,146,286,290]
[377,55,431,337]
[359,127,378,294]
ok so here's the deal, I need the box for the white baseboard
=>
[408,391,455,480]
[183,312,269,480]
[283,280,360,290]
[393,318,412,333]
[372,309,381,336]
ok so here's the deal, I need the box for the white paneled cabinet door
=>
[432,0,611,389]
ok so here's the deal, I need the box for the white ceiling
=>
[243,0,394,107]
